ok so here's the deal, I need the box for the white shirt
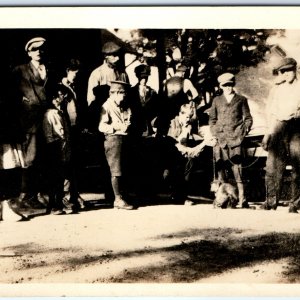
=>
[99,97,132,135]
[224,92,235,103]
[31,60,46,80]
[267,79,300,133]
[87,61,128,106]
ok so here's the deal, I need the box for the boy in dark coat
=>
[209,73,253,208]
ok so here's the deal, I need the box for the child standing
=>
[99,80,135,210]
[209,73,253,208]
[43,84,72,215]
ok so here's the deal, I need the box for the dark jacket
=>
[0,93,23,144]
[209,93,253,148]
[11,62,54,134]
[128,84,159,137]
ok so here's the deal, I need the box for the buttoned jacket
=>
[209,93,253,148]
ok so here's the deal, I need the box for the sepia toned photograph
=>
[1,6,300,297]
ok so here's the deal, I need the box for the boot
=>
[260,196,277,210]
[259,201,272,210]
[236,183,249,208]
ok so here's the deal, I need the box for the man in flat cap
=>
[11,36,55,209]
[261,57,300,212]
[87,41,129,132]
[209,72,253,209]
[99,80,135,210]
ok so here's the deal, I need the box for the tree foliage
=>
[127,29,276,79]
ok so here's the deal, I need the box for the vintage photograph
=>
[1,6,300,297]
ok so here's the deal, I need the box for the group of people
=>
[0,35,300,222]
[0,37,85,220]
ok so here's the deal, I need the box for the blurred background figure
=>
[129,64,159,137]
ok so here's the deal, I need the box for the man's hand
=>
[114,121,130,134]
[188,141,207,158]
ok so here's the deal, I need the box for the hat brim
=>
[27,41,45,51]
[109,80,131,89]
[220,80,234,86]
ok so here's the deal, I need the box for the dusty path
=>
[1,202,300,296]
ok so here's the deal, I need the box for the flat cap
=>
[217,73,235,86]
[102,42,121,54]
[134,64,151,78]
[273,57,297,73]
[25,37,46,52]
[109,80,130,90]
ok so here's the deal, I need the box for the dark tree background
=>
[126,29,275,80]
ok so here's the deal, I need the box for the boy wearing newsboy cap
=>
[99,80,135,210]
[209,72,253,209]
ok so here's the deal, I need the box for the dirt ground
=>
[1,197,300,296]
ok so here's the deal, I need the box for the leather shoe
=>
[259,202,271,210]
[114,197,134,210]
[52,209,66,215]
[236,201,250,209]
[184,200,195,206]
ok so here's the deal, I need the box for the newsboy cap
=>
[217,73,235,86]
[273,57,297,73]
[102,42,121,54]
[109,80,130,90]
[25,37,46,52]
[134,64,151,78]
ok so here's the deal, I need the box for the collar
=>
[31,60,44,70]
[223,91,235,103]
[62,77,74,88]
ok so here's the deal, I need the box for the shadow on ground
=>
[3,227,300,283]
[106,229,300,282]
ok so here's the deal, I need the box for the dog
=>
[211,180,238,209]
